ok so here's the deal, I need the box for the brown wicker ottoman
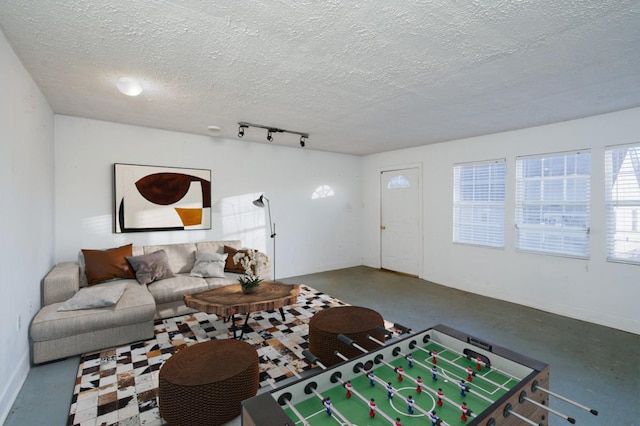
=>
[158,339,259,426]
[308,305,385,367]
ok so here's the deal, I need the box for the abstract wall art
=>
[114,163,211,233]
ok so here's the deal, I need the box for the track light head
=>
[267,130,273,142]
[238,125,246,138]
[300,136,306,147]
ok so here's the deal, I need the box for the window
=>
[311,185,335,199]
[515,150,590,257]
[387,174,411,189]
[453,159,506,247]
[605,144,640,263]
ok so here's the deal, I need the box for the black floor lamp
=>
[252,194,276,281]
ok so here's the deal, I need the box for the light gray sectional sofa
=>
[30,240,270,364]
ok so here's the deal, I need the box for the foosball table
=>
[242,324,597,426]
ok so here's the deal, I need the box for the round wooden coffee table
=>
[183,282,300,339]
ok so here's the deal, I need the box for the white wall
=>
[362,108,640,335]
[54,116,363,279]
[0,30,55,423]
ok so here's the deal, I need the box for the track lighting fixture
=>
[237,121,309,148]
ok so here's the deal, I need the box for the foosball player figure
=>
[368,398,376,418]
[394,417,403,426]
[428,410,442,426]
[476,356,483,371]
[322,397,332,416]
[466,366,475,382]
[405,354,414,368]
[416,376,423,393]
[458,379,469,397]
[406,395,415,414]
[431,365,438,381]
[431,350,438,364]
[436,388,444,407]
[395,366,404,381]
[344,381,352,398]
[386,381,394,400]
[367,371,376,387]
[460,402,472,422]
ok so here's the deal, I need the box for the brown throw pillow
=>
[82,244,136,286]
[223,245,251,274]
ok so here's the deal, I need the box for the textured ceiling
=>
[1,1,639,155]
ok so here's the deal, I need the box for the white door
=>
[380,168,421,276]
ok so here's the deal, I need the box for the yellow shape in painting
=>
[175,208,203,226]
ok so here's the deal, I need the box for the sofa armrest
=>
[43,262,80,305]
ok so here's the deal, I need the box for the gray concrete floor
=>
[5,266,639,425]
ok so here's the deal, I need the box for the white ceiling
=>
[1,1,639,155]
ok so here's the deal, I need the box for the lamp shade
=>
[252,195,265,207]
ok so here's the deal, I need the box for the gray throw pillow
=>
[190,251,228,278]
[126,250,175,285]
[57,282,128,311]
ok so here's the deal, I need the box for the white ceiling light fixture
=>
[207,125,222,135]
[117,77,143,96]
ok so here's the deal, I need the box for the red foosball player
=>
[368,398,376,418]
[476,357,483,371]
[416,376,423,393]
[344,381,352,398]
[466,366,474,382]
[431,350,438,364]
[394,417,403,426]
[460,402,472,421]
[395,366,404,381]
[436,388,444,406]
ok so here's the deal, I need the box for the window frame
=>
[452,158,506,248]
[605,143,640,265]
[514,150,591,258]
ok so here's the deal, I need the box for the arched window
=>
[387,175,411,189]
[312,185,335,199]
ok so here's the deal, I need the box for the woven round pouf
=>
[308,305,385,367]
[158,339,259,426]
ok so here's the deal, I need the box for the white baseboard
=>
[0,350,30,425]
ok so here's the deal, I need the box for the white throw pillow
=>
[57,282,128,311]
[190,251,228,278]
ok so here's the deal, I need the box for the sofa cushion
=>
[146,274,212,305]
[196,240,241,255]
[81,244,136,285]
[190,252,228,278]
[144,243,196,273]
[126,250,176,285]
[31,281,155,342]
[58,281,128,311]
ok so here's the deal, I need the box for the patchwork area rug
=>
[67,285,397,426]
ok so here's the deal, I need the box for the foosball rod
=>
[303,350,399,426]
[532,382,599,416]
[267,369,311,426]
[519,392,575,424]
[335,335,473,422]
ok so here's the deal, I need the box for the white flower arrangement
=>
[233,249,270,290]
